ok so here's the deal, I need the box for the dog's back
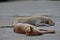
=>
[13,16,55,26]
[13,23,43,36]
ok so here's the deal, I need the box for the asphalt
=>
[0,1,60,40]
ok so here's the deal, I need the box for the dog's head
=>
[45,17,55,26]
[35,17,55,26]
[25,25,43,36]
[25,25,34,36]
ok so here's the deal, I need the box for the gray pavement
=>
[0,1,60,40]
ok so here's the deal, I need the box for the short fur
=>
[14,23,55,36]
[13,16,55,27]
[0,16,55,28]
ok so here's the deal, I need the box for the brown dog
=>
[14,23,55,36]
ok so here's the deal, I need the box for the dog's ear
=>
[26,26,33,36]
[30,26,33,31]
[26,26,33,33]
[26,26,31,36]
[26,27,30,32]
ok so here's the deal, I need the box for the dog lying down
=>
[13,16,55,27]
[14,23,55,36]
[0,16,55,28]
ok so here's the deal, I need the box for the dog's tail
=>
[0,26,14,28]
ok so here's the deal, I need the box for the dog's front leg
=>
[35,22,50,27]
[39,29,55,34]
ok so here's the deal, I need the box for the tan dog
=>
[14,23,55,36]
[13,16,55,27]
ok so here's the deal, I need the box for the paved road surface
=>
[0,1,60,40]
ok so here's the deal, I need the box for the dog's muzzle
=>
[49,23,55,26]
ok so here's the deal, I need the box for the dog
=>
[14,23,55,36]
[13,16,55,27]
[0,16,55,28]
